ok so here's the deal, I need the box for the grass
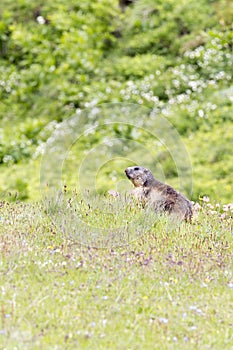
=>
[0,198,233,349]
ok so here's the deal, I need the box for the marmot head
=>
[125,166,155,187]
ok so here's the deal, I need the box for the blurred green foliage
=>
[0,0,232,202]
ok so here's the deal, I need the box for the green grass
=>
[0,199,233,349]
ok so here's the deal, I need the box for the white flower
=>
[36,16,46,25]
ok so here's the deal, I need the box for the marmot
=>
[125,166,193,221]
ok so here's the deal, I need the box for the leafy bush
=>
[0,0,232,202]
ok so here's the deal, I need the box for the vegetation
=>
[0,0,232,202]
[0,1,233,349]
[1,199,233,349]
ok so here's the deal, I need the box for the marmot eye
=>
[134,167,140,171]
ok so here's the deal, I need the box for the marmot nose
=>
[125,168,131,178]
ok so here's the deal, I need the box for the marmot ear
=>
[143,179,148,186]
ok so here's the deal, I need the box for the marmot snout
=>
[125,166,193,221]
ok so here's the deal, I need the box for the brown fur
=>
[125,166,193,221]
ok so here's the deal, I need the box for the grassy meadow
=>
[1,198,233,349]
[0,0,233,349]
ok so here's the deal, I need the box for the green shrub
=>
[0,0,232,202]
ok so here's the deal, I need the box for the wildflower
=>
[206,203,214,209]
[220,213,227,219]
[108,190,120,198]
[193,202,201,211]
[209,210,217,215]
[36,16,46,25]
[158,317,168,324]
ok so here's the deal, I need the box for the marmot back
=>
[125,166,193,221]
